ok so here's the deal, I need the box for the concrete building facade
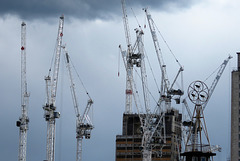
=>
[231,52,240,161]
[115,109,182,161]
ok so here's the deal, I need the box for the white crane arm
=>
[121,0,131,47]
[203,55,232,110]
[64,48,81,121]
[50,15,64,105]
[144,8,169,93]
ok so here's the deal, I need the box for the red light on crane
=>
[126,89,132,94]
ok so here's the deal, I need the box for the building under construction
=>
[116,109,182,161]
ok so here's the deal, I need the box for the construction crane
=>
[42,15,64,161]
[121,0,134,114]
[144,8,184,109]
[16,22,30,161]
[181,81,216,160]
[181,56,231,156]
[120,25,159,161]
[63,47,94,161]
[119,3,177,160]
[182,55,232,121]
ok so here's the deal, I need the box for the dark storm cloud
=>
[0,0,196,20]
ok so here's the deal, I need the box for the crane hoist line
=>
[43,15,64,161]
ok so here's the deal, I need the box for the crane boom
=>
[144,9,169,94]
[65,51,81,121]
[43,15,64,161]
[121,0,131,47]
[17,22,30,161]
[144,8,183,101]
[203,55,232,111]
[50,16,64,105]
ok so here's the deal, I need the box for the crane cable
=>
[68,55,92,100]
[203,65,221,83]
[48,37,59,76]
[131,7,142,30]
[132,66,159,106]
[152,20,182,68]
[144,47,160,94]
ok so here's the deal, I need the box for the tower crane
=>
[16,22,30,161]
[42,15,64,161]
[63,47,94,161]
[119,3,173,160]
[121,0,134,114]
[144,8,184,110]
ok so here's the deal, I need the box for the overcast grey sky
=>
[0,0,238,160]
[0,0,197,20]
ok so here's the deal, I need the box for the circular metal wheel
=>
[188,80,209,105]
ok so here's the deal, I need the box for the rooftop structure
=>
[116,109,182,161]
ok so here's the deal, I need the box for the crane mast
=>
[135,29,152,160]
[121,0,134,114]
[63,48,94,161]
[120,26,165,161]
[16,22,30,161]
[43,15,64,161]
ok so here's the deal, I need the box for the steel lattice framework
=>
[43,15,64,161]
[17,21,30,161]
